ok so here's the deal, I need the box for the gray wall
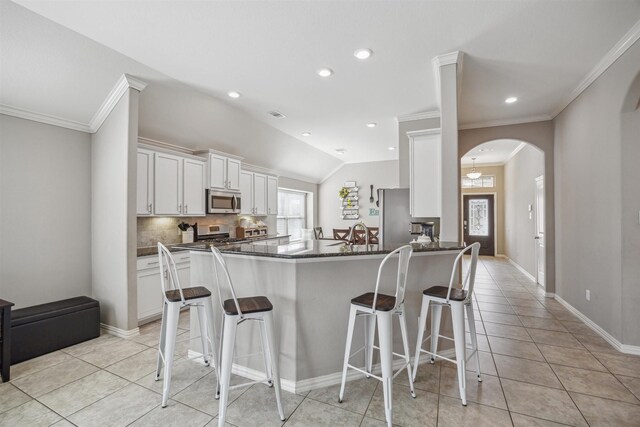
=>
[554,40,640,345]
[318,160,399,234]
[91,89,139,331]
[459,121,555,295]
[0,114,91,308]
[504,145,544,277]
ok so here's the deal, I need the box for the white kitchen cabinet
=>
[137,252,190,323]
[154,152,182,215]
[137,149,154,216]
[267,175,278,215]
[154,152,206,216]
[239,169,254,215]
[253,173,268,215]
[409,129,442,218]
[183,159,206,216]
[208,153,242,191]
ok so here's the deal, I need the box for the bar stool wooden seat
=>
[412,242,482,406]
[210,247,285,427]
[155,243,217,408]
[338,245,416,427]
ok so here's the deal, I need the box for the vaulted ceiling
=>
[3,1,640,176]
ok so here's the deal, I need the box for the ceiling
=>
[461,139,524,166]
[4,1,640,167]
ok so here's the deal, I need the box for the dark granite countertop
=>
[184,239,463,259]
[137,234,290,257]
[137,245,189,257]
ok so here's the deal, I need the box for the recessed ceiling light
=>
[478,148,493,152]
[335,148,346,155]
[302,132,311,137]
[317,68,334,77]
[354,48,373,60]
[505,96,518,104]
[366,122,377,128]
[227,91,241,99]
[388,146,396,151]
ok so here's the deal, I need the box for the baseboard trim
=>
[554,296,640,356]
[100,323,140,338]
[504,256,537,282]
[186,348,456,393]
[495,254,507,258]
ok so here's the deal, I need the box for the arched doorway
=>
[458,121,555,295]
[460,139,546,289]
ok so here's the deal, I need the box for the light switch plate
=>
[586,290,591,301]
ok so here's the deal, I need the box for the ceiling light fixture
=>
[317,68,334,77]
[354,48,373,60]
[366,122,377,128]
[302,132,311,137]
[388,147,396,151]
[227,91,241,98]
[335,149,346,155]
[505,96,518,104]
[466,157,482,180]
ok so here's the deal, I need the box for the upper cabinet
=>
[137,146,206,217]
[239,169,278,216]
[409,129,442,218]
[137,149,154,216]
[207,153,242,191]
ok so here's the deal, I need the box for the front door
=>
[463,195,495,256]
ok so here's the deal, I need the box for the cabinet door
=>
[209,154,227,190]
[137,149,154,216]
[267,175,278,215]
[183,159,206,216]
[239,170,254,215]
[137,269,163,321]
[226,158,241,191]
[253,173,268,215]
[155,152,182,215]
[410,131,441,217]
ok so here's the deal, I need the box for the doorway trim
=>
[460,191,498,256]
[534,175,545,289]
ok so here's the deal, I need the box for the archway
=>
[459,121,555,295]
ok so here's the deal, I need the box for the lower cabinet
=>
[136,252,190,323]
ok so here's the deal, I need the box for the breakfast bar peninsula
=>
[187,239,464,393]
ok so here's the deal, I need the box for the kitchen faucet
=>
[347,222,369,246]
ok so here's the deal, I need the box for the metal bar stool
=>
[412,242,482,406]
[338,245,416,427]
[156,243,217,408]
[210,247,285,427]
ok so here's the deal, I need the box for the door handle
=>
[534,236,540,240]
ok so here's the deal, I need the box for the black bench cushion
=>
[11,296,99,327]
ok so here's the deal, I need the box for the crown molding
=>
[432,51,464,108]
[460,161,506,168]
[505,142,528,163]
[406,127,441,138]
[432,51,463,68]
[458,114,552,130]
[89,74,147,132]
[0,104,92,133]
[552,18,640,118]
[396,110,440,123]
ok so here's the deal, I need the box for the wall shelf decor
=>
[339,182,360,220]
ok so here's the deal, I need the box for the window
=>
[461,175,495,188]
[277,189,307,241]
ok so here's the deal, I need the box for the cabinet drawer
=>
[137,252,190,271]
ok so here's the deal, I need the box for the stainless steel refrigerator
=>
[377,188,439,245]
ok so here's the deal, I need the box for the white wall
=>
[504,145,544,277]
[554,40,640,346]
[91,89,139,331]
[0,115,91,308]
[318,160,399,234]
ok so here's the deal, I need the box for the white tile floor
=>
[2,256,640,426]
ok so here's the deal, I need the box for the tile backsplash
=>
[137,214,275,247]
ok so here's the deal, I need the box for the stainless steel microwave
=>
[207,190,241,214]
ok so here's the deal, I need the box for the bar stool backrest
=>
[158,243,186,304]
[445,242,481,303]
[372,245,413,312]
[210,247,244,318]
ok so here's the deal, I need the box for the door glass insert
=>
[469,199,489,236]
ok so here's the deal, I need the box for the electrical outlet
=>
[586,290,591,301]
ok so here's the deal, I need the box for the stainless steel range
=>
[195,224,250,245]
